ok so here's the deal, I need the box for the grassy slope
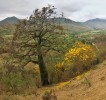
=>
[0,24,16,36]
[1,60,106,100]
[36,60,106,100]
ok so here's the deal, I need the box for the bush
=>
[64,41,97,73]
[54,41,97,80]
[0,63,39,94]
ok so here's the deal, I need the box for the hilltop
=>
[0,17,19,25]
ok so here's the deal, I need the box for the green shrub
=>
[1,64,37,94]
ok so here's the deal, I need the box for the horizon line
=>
[0,16,106,22]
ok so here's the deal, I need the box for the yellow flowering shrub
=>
[64,41,97,72]
[54,41,97,79]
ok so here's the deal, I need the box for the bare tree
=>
[12,5,65,86]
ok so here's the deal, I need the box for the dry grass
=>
[1,60,106,100]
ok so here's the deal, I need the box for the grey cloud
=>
[53,0,89,13]
[0,0,106,21]
[0,0,89,20]
[0,0,29,18]
[0,0,46,18]
[50,0,90,19]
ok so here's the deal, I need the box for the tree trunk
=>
[38,54,49,86]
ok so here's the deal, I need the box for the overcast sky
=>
[0,0,106,22]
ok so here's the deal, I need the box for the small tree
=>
[12,5,65,85]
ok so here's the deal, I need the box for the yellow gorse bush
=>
[55,41,97,72]
[64,41,97,66]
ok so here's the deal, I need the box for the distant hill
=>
[55,18,92,33]
[0,17,106,36]
[54,18,78,24]
[55,18,106,30]
[0,16,19,25]
[53,17,106,32]
[83,18,106,29]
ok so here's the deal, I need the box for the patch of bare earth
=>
[56,61,106,100]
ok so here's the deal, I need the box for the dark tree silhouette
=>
[12,5,65,86]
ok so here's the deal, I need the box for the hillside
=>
[53,60,106,100]
[0,17,18,35]
[34,60,106,100]
[0,24,16,36]
[1,17,106,35]
[1,60,106,100]
[0,17,91,35]
[84,18,106,29]
[51,18,106,31]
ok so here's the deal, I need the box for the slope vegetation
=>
[1,60,106,100]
